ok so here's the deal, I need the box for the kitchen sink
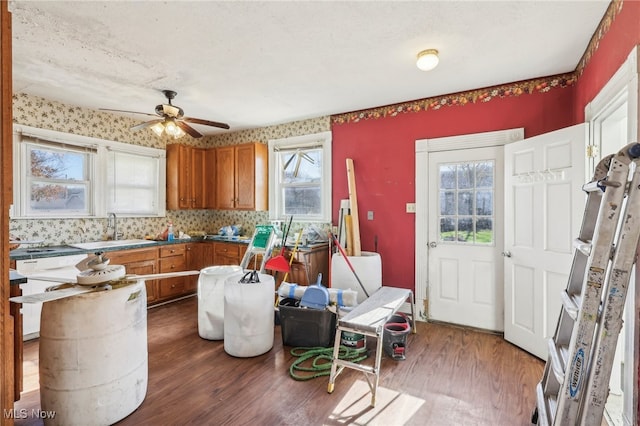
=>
[68,239,156,250]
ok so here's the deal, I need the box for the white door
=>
[503,124,586,359]
[427,146,504,331]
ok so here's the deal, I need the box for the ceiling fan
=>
[101,89,230,139]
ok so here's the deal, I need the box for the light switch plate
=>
[367,211,374,220]
[406,203,416,213]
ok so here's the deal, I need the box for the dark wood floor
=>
[15,296,544,425]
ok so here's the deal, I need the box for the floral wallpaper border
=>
[331,0,624,126]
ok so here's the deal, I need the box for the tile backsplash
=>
[10,93,331,247]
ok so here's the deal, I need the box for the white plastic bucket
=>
[331,251,382,303]
[39,280,147,426]
[224,272,275,357]
[197,265,243,340]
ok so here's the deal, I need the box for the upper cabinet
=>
[215,142,268,210]
[166,144,211,210]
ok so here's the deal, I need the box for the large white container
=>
[197,265,243,340]
[331,251,382,303]
[224,272,275,357]
[39,280,148,426]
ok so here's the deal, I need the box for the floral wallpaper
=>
[10,93,330,247]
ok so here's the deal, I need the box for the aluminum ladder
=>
[533,142,640,425]
[239,224,278,272]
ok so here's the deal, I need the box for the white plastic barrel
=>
[39,280,148,426]
[224,272,275,357]
[197,265,243,340]
[331,251,382,303]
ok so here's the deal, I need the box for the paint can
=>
[341,331,366,353]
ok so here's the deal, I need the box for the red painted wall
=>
[331,85,575,290]
[574,1,640,123]
[330,1,640,420]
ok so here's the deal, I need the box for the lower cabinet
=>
[274,243,330,287]
[106,241,292,305]
[213,241,247,265]
[186,242,214,287]
[158,245,190,300]
[107,247,159,304]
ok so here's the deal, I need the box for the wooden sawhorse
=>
[327,286,416,407]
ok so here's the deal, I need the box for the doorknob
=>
[429,242,437,248]
[502,251,512,258]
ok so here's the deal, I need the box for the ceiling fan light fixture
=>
[150,122,165,137]
[173,126,186,139]
[416,49,439,71]
[163,118,185,139]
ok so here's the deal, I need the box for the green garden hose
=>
[289,346,368,381]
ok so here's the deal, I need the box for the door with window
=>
[427,146,504,331]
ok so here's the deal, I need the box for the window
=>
[438,160,495,245]
[106,150,162,215]
[24,141,93,216]
[268,131,332,222]
[13,125,166,218]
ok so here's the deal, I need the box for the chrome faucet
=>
[107,212,119,240]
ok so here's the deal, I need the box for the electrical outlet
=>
[367,211,374,220]
[406,203,416,213]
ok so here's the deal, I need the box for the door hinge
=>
[586,145,599,158]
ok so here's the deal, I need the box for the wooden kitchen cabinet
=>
[186,242,214,288]
[107,247,159,304]
[158,244,192,299]
[215,142,268,210]
[166,144,209,210]
[275,243,329,287]
[213,241,247,266]
[204,148,216,209]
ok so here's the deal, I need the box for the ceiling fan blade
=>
[183,116,230,130]
[100,108,159,118]
[176,120,203,138]
[131,119,163,132]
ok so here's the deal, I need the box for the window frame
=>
[267,131,332,223]
[437,159,496,246]
[22,140,94,217]
[12,124,166,219]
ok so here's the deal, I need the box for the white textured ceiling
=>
[10,0,611,135]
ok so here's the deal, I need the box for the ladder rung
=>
[535,382,554,426]
[582,179,624,193]
[561,291,579,320]
[572,238,592,256]
[547,338,567,384]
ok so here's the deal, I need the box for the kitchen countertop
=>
[9,270,27,286]
[9,235,328,261]
[8,236,243,261]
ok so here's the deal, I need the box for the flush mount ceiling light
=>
[416,49,439,71]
